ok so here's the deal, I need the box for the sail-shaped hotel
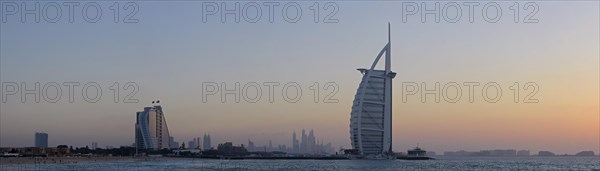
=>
[349,24,396,156]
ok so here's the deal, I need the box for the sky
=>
[0,1,599,155]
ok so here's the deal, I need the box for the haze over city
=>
[1,1,598,156]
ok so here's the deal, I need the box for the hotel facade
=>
[349,24,395,155]
[135,101,171,150]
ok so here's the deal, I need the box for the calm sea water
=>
[1,156,599,171]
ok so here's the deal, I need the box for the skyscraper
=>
[135,101,171,150]
[308,129,315,154]
[35,132,48,147]
[349,24,395,155]
[188,139,197,149]
[203,133,212,150]
[91,142,98,150]
[292,131,299,153]
[169,136,179,149]
[301,129,307,153]
[248,139,256,152]
[196,137,201,149]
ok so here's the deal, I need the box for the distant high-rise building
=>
[278,144,287,152]
[301,129,307,153]
[196,137,201,149]
[203,133,212,150]
[248,139,255,152]
[135,101,171,150]
[289,129,326,154]
[188,140,197,149]
[169,136,179,149]
[292,131,299,153]
[350,24,395,155]
[289,129,334,154]
[35,132,48,147]
[308,130,315,154]
[91,142,98,150]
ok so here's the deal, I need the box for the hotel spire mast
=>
[383,23,393,154]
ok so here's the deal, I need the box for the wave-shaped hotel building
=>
[349,24,396,156]
[135,101,171,150]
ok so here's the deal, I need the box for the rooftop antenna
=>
[386,22,391,73]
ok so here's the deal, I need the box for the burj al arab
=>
[349,23,396,156]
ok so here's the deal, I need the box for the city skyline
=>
[1,1,598,155]
[11,129,597,156]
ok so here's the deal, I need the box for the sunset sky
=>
[1,1,598,154]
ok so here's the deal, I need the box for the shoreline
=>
[1,155,597,165]
[0,156,186,165]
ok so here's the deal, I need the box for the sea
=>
[1,156,599,171]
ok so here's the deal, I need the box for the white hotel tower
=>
[350,24,396,155]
